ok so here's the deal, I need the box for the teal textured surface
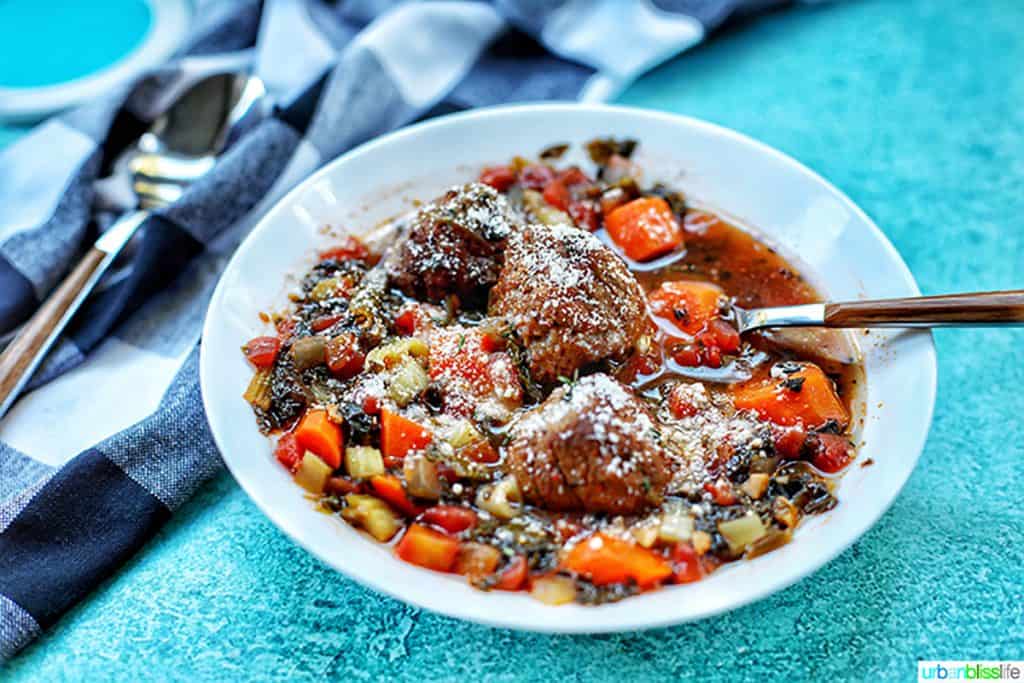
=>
[4,1,1023,680]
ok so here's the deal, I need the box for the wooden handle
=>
[824,290,1024,327]
[0,247,108,414]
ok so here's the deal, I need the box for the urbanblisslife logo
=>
[918,661,1024,681]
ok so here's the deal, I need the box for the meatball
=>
[505,374,672,515]
[387,182,520,307]
[489,223,647,384]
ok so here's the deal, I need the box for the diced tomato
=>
[518,164,555,190]
[325,333,364,379]
[394,304,433,336]
[460,439,499,464]
[669,342,702,368]
[772,425,809,460]
[494,555,528,591]
[811,433,854,473]
[380,408,432,461]
[325,476,362,496]
[702,345,723,369]
[428,328,522,417]
[697,318,741,355]
[667,384,699,418]
[671,543,703,584]
[478,165,517,192]
[649,281,726,337]
[311,314,344,332]
[704,478,738,506]
[370,474,425,517]
[479,331,504,353]
[319,236,372,263]
[361,395,380,416]
[730,363,849,429]
[563,533,672,588]
[396,524,460,572]
[294,409,343,468]
[557,167,591,187]
[542,179,571,211]
[604,197,683,261]
[274,432,303,471]
[276,317,297,340]
[568,200,599,231]
[244,336,281,368]
[421,505,478,534]
[436,462,460,484]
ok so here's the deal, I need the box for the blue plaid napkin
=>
[0,0,788,660]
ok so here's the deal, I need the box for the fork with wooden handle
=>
[733,290,1024,333]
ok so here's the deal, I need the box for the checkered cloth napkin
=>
[0,0,788,659]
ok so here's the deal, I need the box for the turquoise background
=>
[2,0,1023,680]
[0,0,151,88]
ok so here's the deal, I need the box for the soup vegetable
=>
[242,140,861,605]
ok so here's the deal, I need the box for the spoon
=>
[733,290,1024,334]
[0,71,268,418]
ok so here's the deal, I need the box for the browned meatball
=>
[505,374,672,515]
[386,182,520,307]
[489,223,647,384]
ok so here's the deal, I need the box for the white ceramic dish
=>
[200,103,936,633]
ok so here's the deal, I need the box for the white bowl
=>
[200,104,936,633]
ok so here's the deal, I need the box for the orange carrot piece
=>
[604,197,683,262]
[380,408,432,461]
[648,280,726,337]
[395,524,459,572]
[563,532,672,588]
[370,474,425,517]
[293,409,343,468]
[730,363,849,429]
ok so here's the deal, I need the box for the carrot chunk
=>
[395,524,460,572]
[370,474,425,517]
[730,363,849,429]
[380,408,432,462]
[563,532,672,588]
[293,409,343,468]
[604,197,683,261]
[648,280,726,337]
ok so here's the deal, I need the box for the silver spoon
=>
[734,290,1024,334]
[0,71,268,418]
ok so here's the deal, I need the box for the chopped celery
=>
[530,575,576,605]
[345,446,385,479]
[445,419,483,449]
[387,358,429,407]
[243,368,273,410]
[342,494,401,541]
[718,513,767,553]
[658,509,694,544]
[366,337,429,371]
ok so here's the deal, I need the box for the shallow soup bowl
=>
[200,103,937,633]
